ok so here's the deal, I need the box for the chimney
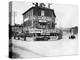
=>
[48,3,51,8]
[39,3,45,7]
[33,2,38,7]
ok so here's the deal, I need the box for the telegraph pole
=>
[14,11,15,26]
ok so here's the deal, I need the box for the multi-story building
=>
[22,3,62,41]
[22,3,56,33]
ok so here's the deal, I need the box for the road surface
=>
[11,35,78,58]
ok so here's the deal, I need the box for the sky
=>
[12,1,78,28]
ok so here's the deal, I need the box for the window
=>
[24,20,32,27]
[45,10,52,17]
[23,14,26,19]
[41,10,44,16]
[33,8,41,16]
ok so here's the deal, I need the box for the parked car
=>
[69,34,75,39]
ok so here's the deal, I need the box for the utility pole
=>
[14,11,15,26]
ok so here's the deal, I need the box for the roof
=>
[22,7,34,15]
[22,6,56,17]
